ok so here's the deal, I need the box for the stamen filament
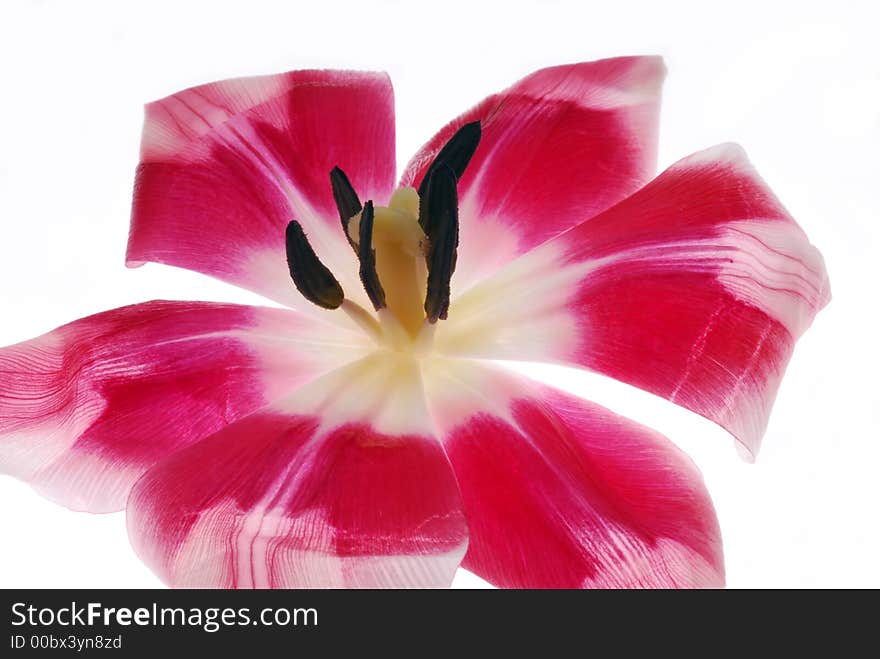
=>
[341,299,383,343]
[412,319,436,356]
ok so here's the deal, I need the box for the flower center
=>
[283,121,482,351]
[345,187,428,338]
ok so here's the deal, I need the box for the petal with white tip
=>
[127,354,467,588]
[401,56,666,289]
[438,145,830,457]
[0,301,369,512]
[423,359,723,588]
[128,70,396,314]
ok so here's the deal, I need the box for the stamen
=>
[285,220,344,309]
[417,121,482,201]
[357,201,387,311]
[294,122,480,335]
[420,164,459,323]
[330,166,362,250]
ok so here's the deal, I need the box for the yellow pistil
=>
[348,187,428,341]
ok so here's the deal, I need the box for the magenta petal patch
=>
[440,144,829,456]
[424,361,723,588]
[128,415,466,589]
[128,70,396,312]
[401,56,665,288]
[0,301,368,512]
[128,356,467,588]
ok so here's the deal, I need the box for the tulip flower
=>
[0,56,829,588]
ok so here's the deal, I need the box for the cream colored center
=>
[346,187,430,343]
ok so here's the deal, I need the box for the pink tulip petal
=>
[424,360,722,588]
[438,145,829,457]
[401,56,665,288]
[128,70,395,312]
[127,355,467,588]
[0,301,369,512]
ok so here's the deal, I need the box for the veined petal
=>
[401,56,665,289]
[128,70,395,314]
[423,358,723,588]
[438,145,830,457]
[0,301,369,512]
[127,354,467,589]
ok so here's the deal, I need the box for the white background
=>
[0,0,877,588]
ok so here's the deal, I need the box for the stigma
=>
[284,121,481,347]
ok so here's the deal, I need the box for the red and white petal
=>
[128,70,396,312]
[423,359,723,588]
[401,56,665,289]
[0,301,369,512]
[127,354,467,588]
[438,145,830,457]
